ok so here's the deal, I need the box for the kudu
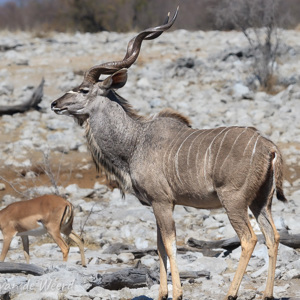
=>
[51,7,287,300]
[0,195,86,266]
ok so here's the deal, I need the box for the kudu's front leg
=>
[157,224,168,300]
[153,203,182,300]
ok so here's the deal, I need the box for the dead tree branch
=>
[89,264,210,291]
[0,262,44,276]
[0,79,44,116]
[188,230,300,251]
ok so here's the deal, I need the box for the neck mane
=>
[108,90,191,126]
[107,90,145,121]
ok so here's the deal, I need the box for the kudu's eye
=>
[80,88,89,94]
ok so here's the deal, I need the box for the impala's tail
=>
[272,150,287,202]
[60,202,74,231]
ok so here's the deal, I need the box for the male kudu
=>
[51,7,287,300]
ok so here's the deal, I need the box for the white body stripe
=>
[195,129,218,186]
[203,127,228,187]
[187,131,205,167]
[213,129,231,176]
[175,131,198,186]
[219,127,248,174]
[250,135,260,166]
[243,131,257,156]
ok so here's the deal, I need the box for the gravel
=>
[0,28,300,299]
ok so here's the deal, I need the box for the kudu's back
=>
[131,118,286,209]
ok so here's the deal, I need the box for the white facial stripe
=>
[67,91,78,94]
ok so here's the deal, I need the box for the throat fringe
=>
[83,120,132,196]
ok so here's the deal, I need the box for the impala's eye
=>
[80,88,89,94]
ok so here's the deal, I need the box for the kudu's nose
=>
[51,101,57,109]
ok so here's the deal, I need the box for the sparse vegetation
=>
[216,0,286,92]
[0,149,66,199]
[0,0,299,32]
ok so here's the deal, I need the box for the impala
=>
[0,195,86,266]
[51,7,286,300]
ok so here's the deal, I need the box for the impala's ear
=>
[100,69,128,90]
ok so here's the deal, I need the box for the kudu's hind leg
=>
[220,194,257,300]
[250,195,279,299]
[153,203,182,300]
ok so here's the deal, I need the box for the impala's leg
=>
[250,187,279,300]
[0,232,15,262]
[220,193,257,300]
[47,228,69,261]
[21,235,30,263]
[68,230,86,267]
[157,223,168,300]
[152,203,182,300]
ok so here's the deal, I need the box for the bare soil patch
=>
[0,150,111,200]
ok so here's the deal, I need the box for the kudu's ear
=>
[100,69,128,90]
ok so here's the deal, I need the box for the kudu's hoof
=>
[227,296,237,300]
[264,297,274,300]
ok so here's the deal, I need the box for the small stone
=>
[25,171,36,179]
[140,255,158,268]
[65,183,94,199]
[117,252,135,264]
[282,268,300,280]
[232,83,253,100]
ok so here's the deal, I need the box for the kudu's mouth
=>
[51,100,69,115]
[53,108,68,115]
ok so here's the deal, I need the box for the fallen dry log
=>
[278,230,300,248]
[178,270,210,280]
[0,262,44,276]
[104,242,222,258]
[89,265,210,291]
[90,267,156,290]
[188,230,300,251]
[0,79,44,116]
[188,236,242,252]
[0,42,23,52]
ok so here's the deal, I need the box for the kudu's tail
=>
[272,149,287,202]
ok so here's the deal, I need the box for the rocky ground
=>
[0,27,300,300]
